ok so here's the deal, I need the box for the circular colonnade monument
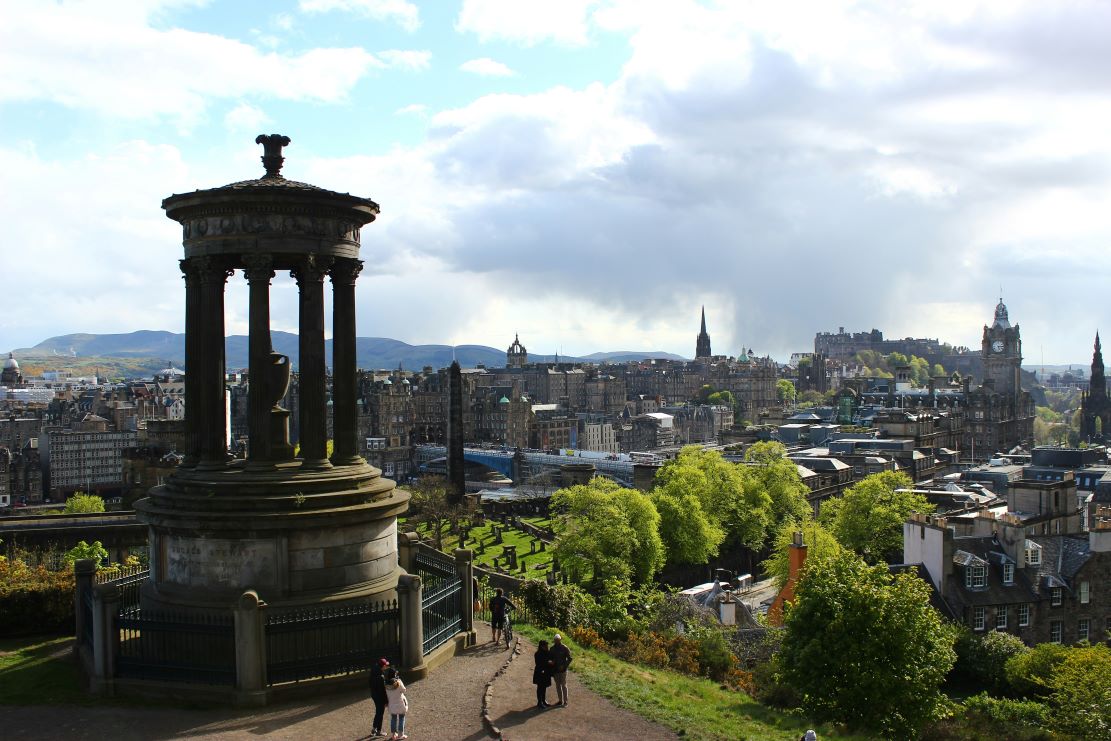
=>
[135,135,409,613]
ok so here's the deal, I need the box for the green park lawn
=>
[516,625,871,741]
[405,519,555,579]
[0,636,90,705]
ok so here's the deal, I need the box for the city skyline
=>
[3,1,1111,363]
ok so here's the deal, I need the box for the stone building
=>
[41,421,137,497]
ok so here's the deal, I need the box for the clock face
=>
[992,340,1004,353]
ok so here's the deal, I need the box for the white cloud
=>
[395,103,428,116]
[378,49,432,71]
[456,0,599,46]
[224,103,272,133]
[0,2,383,127]
[459,58,515,78]
[299,0,420,32]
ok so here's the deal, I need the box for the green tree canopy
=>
[1046,643,1111,737]
[776,379,796,405]
[551,478,664,586]
[819,470,932,563]
[63,493,105,514]
[743,441,811,530]
[780,550,956,737]
[651,489,724,567]
[404,475,464,551]
[654,446,771,554]
[761,518,843,589]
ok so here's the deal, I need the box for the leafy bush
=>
[752,656,800,709]
[1046,643,1111,738]
[688,627,737,682]
[517,579,594,629]
[1005,642,1071,698]
[64,540,108,565]
[0,557,75,636]
[952,628,1029,694]
[963,692,1049,728]
[568,625,608,650]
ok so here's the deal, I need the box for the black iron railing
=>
[421,578,462,654]
[265,599,399,685]
[110,569,149,614]
[116,609,236,685]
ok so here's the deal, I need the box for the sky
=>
[2,0,1111,365]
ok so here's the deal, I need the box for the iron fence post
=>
[397,573,427,678]
[234,590,268,706]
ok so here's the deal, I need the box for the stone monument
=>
[135,135,409,613]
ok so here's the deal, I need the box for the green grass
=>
[516,625,875,741]
[408,520,554,578]
[0,636,90,705]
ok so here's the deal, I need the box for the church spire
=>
[696,306,712,359]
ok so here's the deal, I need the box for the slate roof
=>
[944,535,1039,608]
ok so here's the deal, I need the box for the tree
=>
[761,519,843,589]
[743,441,811,532]
[1046,643,1111,737]
[651,489,723,567]
[65,539,108,565]
[819,470,932,563]
[64,493,105,514]
[653,446,770,556]
[405,475,463,551]
[776,379,796,405]
[780,551,956,737]
[550,478,664,586]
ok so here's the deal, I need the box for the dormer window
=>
[966,564,986,589]
[1003,563,1014,585]
[1025,542,1042,566]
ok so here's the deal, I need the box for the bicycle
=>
[501,609,514,648]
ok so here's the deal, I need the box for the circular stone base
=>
[134,460,409,609]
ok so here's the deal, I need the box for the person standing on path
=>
[384,667,409,740]
[533,639,554,709]
[368,657,390,737]
[549,633,572,707]
[489,587,516,646]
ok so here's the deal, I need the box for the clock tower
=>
[981,297,1022,397]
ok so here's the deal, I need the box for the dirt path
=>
[485,634,676,741]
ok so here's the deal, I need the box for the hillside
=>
[8,331,685,377]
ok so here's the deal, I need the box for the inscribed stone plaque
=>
[163,536,281,590]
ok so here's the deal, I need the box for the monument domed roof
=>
[4,353,18,370]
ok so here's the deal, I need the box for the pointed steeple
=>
[1091,331,1106,400]
[695,306,712,359]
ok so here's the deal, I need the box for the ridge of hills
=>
[7,330,686,378]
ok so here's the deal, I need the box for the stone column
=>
[292,255,331,469]
[73,559,95,665]
[455,549,476,644]
[180,259,202,466]
[91,582,120,694]
[329,258,363,466]
[234,590,268,706]
[243,254,275,468]
[397,531,419,574]
[397,573,426,677]
[197,257,232,470]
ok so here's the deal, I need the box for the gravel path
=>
[485,634,676,741]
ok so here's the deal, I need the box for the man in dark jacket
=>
[369,657,390,737]
[549,633,572,707]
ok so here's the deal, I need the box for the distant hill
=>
[10,331,685,376]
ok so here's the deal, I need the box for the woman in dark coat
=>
[369,657,390,737]
[533,640,554,709]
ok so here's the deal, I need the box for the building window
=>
[1051,587,1063,606]
[1025,542,1042,565]
[996,606,1009,630]
[973,606,986,631]
[1079,580,1090,604]
[1003,563,1014,585]
[1018,604,1030,627]
[966,564,986,589]
[1078,619,1090,642]
[1051,620,1063,643]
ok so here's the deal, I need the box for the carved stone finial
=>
[255,134,291,178]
